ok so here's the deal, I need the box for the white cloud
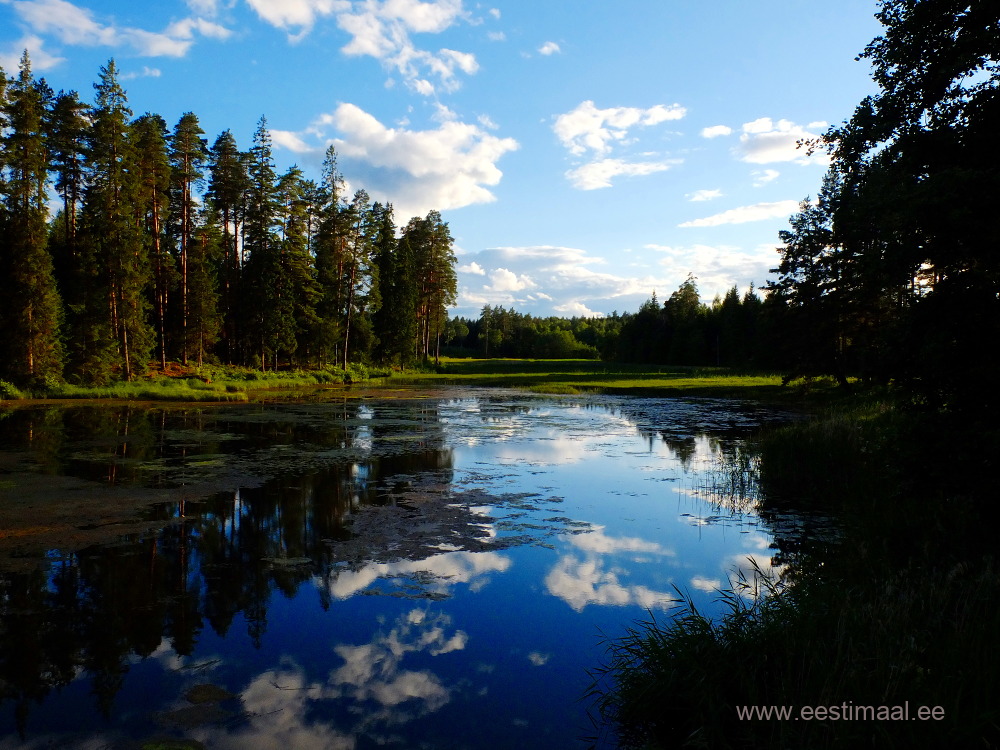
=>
[553,301,602,317]
[246,0,349,36]
[5,0,231,57]
[210,609,465,748]
[554,100,686,157]
[438,47,478,73]
[122,28,193,56]
[457,261,486,275]
[7,0,117,46]
[320,550,511,600]
[121,65,162,80]
[240,0,475,90]
[270,129,315,153]
[299,102,518,218]
[752,169,780,186]
[538,41,560,55]
[335,0,475,93]
[688,188,723,202]
[553,100,685,190]
[678,200,800,228]
[486,267,535,292]
[700,124,732,138]
[545,555,678,612]
[488,7,500,19]
[487,30,505,41]
[566,158,677,190]
[645,242,779,299]
[690,575,722,593]
[736,117,828,165]
[527,651,550,666]
[453,245,670,316]
[167,16,233,40]
[0,34,65,70]
[570,527,674,556]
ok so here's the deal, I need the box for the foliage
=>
[0,380,26,400]
[769,0,1000,410]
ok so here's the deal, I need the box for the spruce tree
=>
[0,51,64,385]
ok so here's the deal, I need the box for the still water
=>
[0,390,797,748]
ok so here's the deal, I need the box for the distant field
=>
[389,357,820,399]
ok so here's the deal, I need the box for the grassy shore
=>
[0,362,392,402]
[2,357,842,403]
[589,399,1000,749]
[388,357,839,400]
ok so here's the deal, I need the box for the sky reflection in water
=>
[0,392,791,749]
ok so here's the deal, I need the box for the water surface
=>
[0,389,800,748]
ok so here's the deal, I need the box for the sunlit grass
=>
[3,362,396,402]
[390,358,800,398]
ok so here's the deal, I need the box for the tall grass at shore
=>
[0,363,394,402]
[589,400,1000,749]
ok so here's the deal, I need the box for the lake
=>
[0,389,807,749]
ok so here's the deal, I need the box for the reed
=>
[589,402,1000,749]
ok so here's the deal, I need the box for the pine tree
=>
[407,210,457,363]
[187,207,223,366]
[0,51,64,384]
[240,117,292,369]
[44,89,88,289]
[206,129,249,362]
[73,59,154,382]
[371,204,414,365]
[169,112,207,365]
[276,165,320,364]
[312,146,349,365]
[131,113,174,370]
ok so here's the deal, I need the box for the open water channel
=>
[0,388,811,748]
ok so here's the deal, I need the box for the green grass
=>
[2,357,838,403]
[0,362,396,402]
[389,357,820,399]
[34,378,249,402]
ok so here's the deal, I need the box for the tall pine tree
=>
[169,112,207,365]
[73,59,154,382]
[0,51,64,385]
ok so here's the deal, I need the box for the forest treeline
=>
[0,53,457,387]
[444,277,780,368]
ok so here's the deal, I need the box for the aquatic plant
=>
[589,402,1000,749]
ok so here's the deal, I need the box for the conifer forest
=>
[0,54,457,387]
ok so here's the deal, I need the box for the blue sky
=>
[0,0,883,318]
